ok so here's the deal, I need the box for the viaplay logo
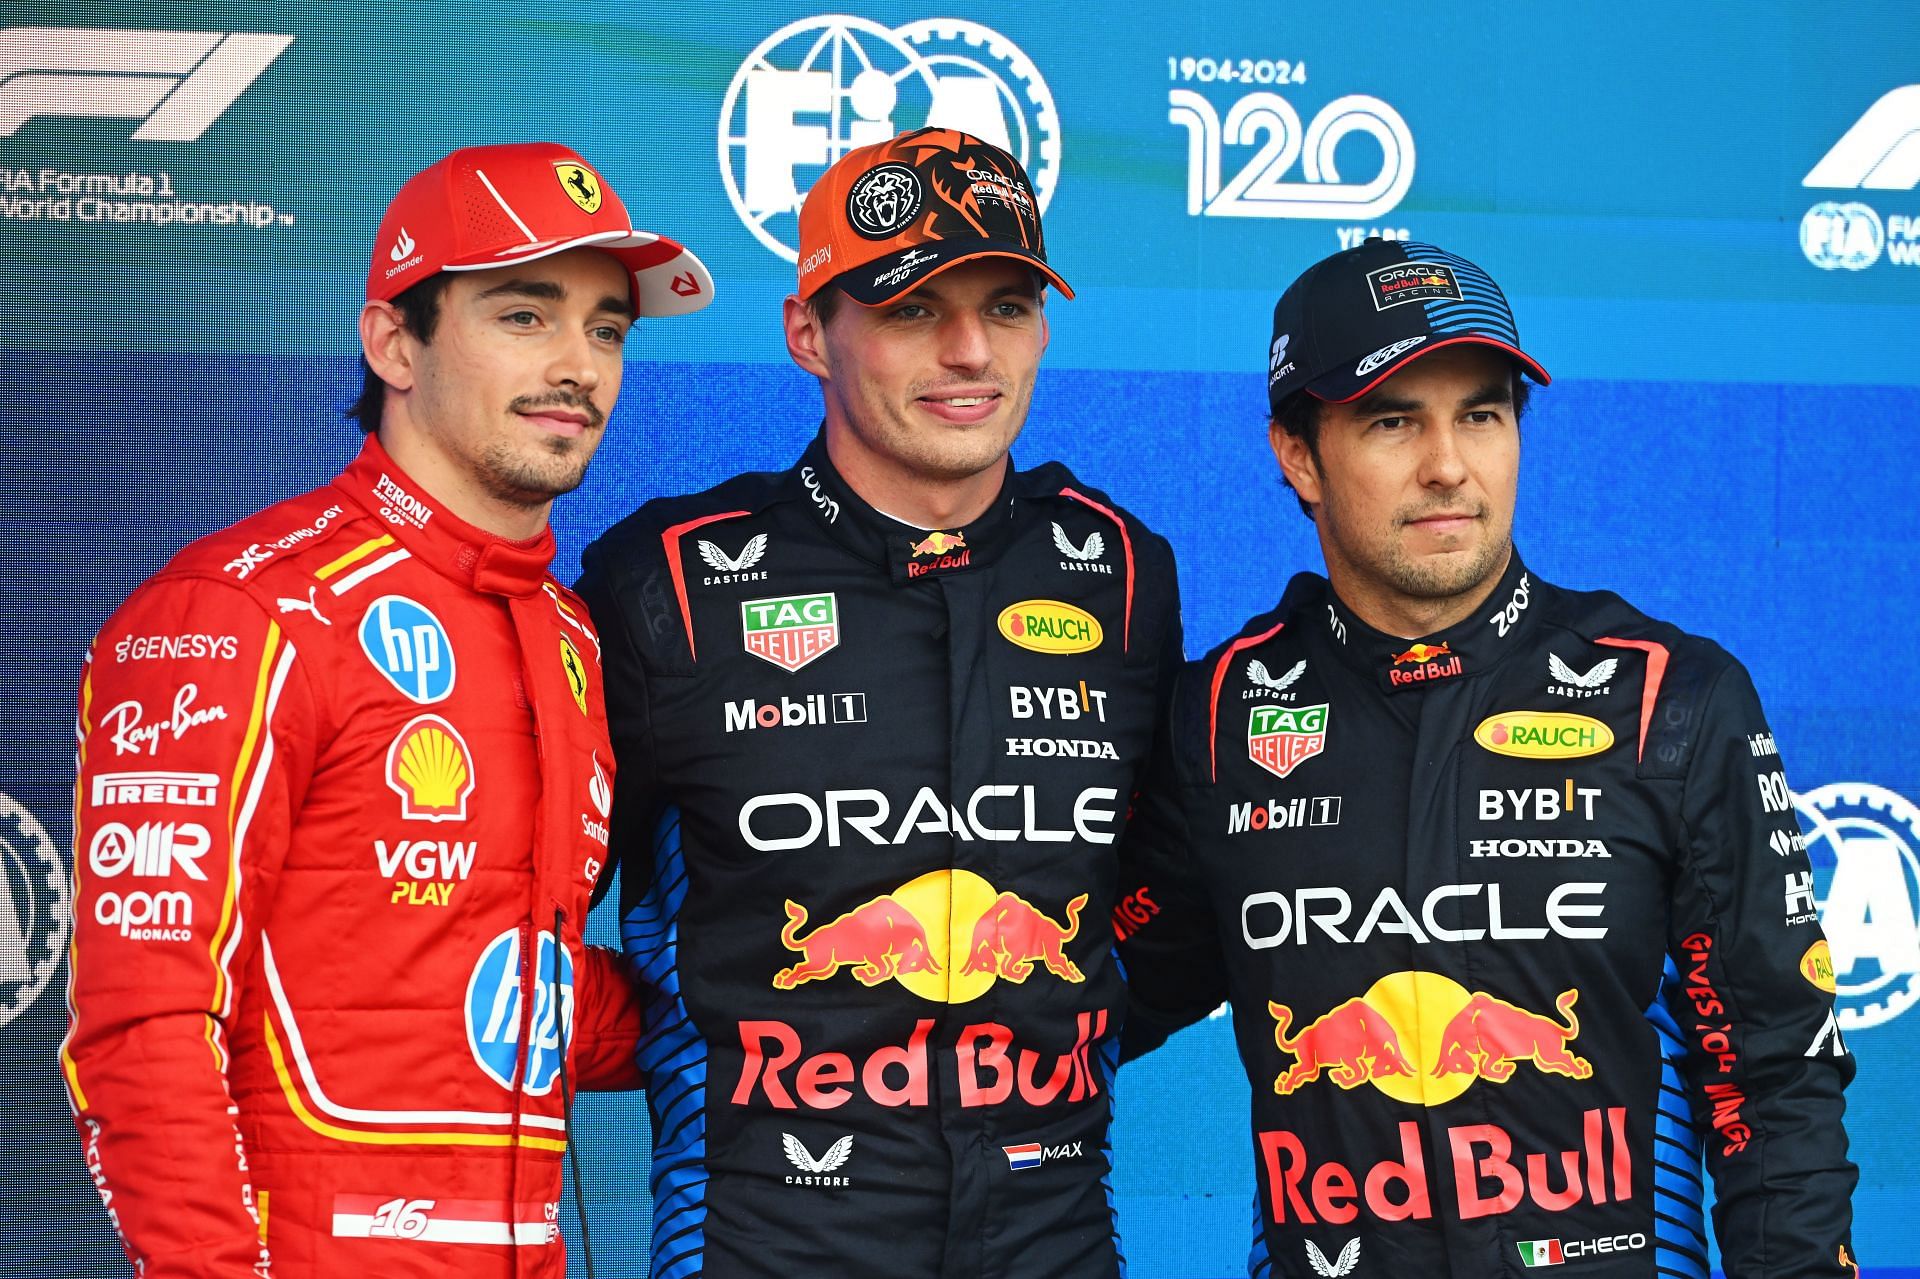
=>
[719,16,1060,263]
[1797,781,1920,1031]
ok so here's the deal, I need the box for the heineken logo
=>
[741,592,839,672]
[1247,703,1328,779]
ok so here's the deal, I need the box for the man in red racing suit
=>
[1117,238,1859,1278]
[61,142,714,1277]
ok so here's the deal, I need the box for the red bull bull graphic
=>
[1259,1106,1631,1225]
[1391,641,1451,664]
[774,870,1087,1001]
[1267,997,1415,1094]
[740,592,839,672]
[1247,703,1328,779]
[773,897,941,989]
[962,891,1087,983]
[1266,972,1592,1105]
[1431,989,1593,1082]
[909,530,967,557]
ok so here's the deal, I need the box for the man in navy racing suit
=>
[578,128,1181,1278]
[1117,237,1859,1278]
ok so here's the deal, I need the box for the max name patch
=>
[1367,262,1462,310]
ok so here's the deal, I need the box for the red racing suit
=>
[62,436,641,1278]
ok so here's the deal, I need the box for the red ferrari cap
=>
[796,126,1071,306]
[367,142,713,317]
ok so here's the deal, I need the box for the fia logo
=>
[718,16,1060,262]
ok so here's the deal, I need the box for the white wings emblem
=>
[698,534,768,574]
[1246,658,1307,692]
[1052,522,1105,562]
[1549,653,1618,689]
[1306,1237,1360,1278]
[782,1133,853,1174]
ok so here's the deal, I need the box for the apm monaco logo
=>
[742,592,840,672]
[0,27,292,140]
[719,16,1061,262]
[1247,703,1328,779]
[1800,85,1920,271]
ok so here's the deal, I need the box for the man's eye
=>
[592,324,628,344]
[892,303,930,319]
[504,310,539,326]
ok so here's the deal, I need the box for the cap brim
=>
[1307,334,1550,403]
[442,228,714,317]
[836,240,1073,306]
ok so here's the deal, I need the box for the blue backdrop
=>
[3,4,1917,1276]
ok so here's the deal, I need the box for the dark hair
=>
[805,263,1048,328]
[1270,359,1535,518]
[346,273,452,433]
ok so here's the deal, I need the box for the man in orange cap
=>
[63,142,711,1277]
[579,127,1181,1278]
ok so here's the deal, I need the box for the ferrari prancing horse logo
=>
[555,163,602,213]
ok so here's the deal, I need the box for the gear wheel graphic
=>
[1794,781,1920,1031]
[893,19,1063,209]
[0,792,70,1028]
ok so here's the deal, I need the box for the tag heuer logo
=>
[742,592,839,672]
[1247,703,1328,778]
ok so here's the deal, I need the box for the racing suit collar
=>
[1320,552,1537,694]
[334,435,556,598]
[793,430,1018,585]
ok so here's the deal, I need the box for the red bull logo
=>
[1389,642,1464,686]
[909,530,967,557]
[1267,973,1592,1105]
[774,871,1087,1001]
[732,1008,1108,1111]
[1260,1107,1631,1226]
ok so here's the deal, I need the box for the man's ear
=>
[1269,419,1324,510]
[783,295,830,380]
[361,300,417,392]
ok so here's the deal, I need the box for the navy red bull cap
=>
[368,142,714,317]
[796,126,1072,306]
[1266,237,1548,411]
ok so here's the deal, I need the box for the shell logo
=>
[385,714,475,822]
[1473,711,1613,760]
[996,600,1102,655]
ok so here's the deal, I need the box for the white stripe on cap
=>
[473,167,537,244]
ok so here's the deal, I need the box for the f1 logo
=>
[0,27,292,140]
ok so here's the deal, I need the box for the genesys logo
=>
[719,16,1060,263]
[1800,85,1920,271]
[1166,54,1414,234]
[1798,781,1920,1030]
[0,28,291,141]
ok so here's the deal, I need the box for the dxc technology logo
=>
[719,16,1060,263]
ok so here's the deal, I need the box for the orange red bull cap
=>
[796,126,1073,307]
